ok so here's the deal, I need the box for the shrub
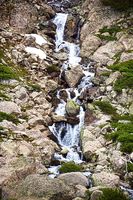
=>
[93,101,117,115]
[108,60,133,92]
[99,188,129,200]
[0,112,19,124]
[127,163,133,172]
[101,0,133,10]
[106,122,133,153]
[59,162,82,173]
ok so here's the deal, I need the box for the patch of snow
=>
[25,47,46,59]
[25,34,47,46]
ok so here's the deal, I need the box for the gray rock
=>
[0,101,21,114]
[64,66,84,88]
[92,172,120,187]
[58,172,89,187]
[81,35,101,57]
[5,174,76,200]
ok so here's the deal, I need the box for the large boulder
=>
[0,101,21,114]
[82,129,102,161]
[3,174,76,200]
[81,35,101,58]
[65,100,80,116]
[58,172,89,187]
[92,172,120,187]
[90,41,124,66]
[64,66,84,88]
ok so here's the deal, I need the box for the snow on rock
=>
[25,47,46,59]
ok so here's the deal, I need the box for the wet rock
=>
[84,109,96,125]
[65,15,79,41]
[58,172,89,187]
[81,35,101,58]
[53,52,68,61]
[0,101,21,114]
[52,113,67,123]
[40,21,56,39]
[92,172,120,187]
[4,174,76,200]
[64,66,84,88]
[65,100,80,116]
[66,116,80,125]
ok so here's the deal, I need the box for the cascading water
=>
[48,12,94,177]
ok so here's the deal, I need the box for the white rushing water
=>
[49,12,94,177]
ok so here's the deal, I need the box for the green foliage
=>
[59,162,82,173]
[101,0,133,10]
[0,63,18,80]
[97,25,122,41]
[85,190,91,200]
[28,83,41,92]
[0,91,10,100]
[94,101,117,115]
[106,122,133,153]
[108,60,133,92]
[127,163,133,172]
[99,188,129,200]
[0,112,19,124]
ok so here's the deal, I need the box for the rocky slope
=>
[0,0,133,200]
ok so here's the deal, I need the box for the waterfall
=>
[48,12,94,177]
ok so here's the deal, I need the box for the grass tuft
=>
[59,162,82,173]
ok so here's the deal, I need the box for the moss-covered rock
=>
[59,162,82,173]
[65,100,80,116]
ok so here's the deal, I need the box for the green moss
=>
[101,0,133,10]
[46,64,60,74]
[99,188,129,200]
[127,163,133,172]
[93,101,117,115]
[85,190,91,200]
[108,60,133,92]
[28,83,41,92]
[59,162,82,173]
[0,112,19,124]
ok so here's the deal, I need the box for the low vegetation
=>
[106,119,133,153]
[59,162,82,173]
[28,83,41,92]
[0,112,19,124]
[96,25,122,41]
[99,188,129,200]
[108,60,133,92]
[93,101,117,115]
[101,0,133,10]
[127,163,133,172]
